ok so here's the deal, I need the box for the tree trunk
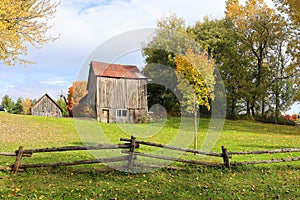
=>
[231,97,236,120]
[193,97,197,152]
[261,99,265,118]
[250,101,256,118]
[275,91,280,122]
[247,100,251,118]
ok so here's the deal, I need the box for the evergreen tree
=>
[12,98,23,114]
[1,95,15,113]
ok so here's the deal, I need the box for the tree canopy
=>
[175,49,215,112]
[1,95,22,114]
[143,1,299,121]
[274,0,300,24]
[0,0,59,66]
[224,0,298,118]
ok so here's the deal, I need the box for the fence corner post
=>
[222,146,231,169]
[127,136,136,169]
[12,146,24,174]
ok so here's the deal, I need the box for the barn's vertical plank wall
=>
[31,94,62,117]
[84,61,148,123]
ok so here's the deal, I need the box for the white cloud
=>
[29,0,229,77]
[0,83,14,94]
[52,0,227,49]
[40,78,67,87]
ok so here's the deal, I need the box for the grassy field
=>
[0,112,299,199]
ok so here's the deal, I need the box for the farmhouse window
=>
[116,109,128,117]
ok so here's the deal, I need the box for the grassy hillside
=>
[0,113,299,199]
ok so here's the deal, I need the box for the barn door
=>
[102,109,109,123]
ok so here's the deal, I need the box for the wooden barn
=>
[83,61,148,123]
[31,94,62,117]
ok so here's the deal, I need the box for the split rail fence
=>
[1,136,300,173]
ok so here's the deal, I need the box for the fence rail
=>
[123,151,222,167]
[228,148,300,155]
[120,138,223,157]
[1,136,300,173]
[0,152,32,157]
[231,157,300,166]
[20,144,131,154]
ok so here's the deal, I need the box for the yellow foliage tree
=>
[0,0,60,66]
[274,0,300,24]
[226,0,299,116]
[176,48,215,150]
[176,49,215,112]
[21,98,32,115]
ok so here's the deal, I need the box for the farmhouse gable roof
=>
[90,61,147,79]
[32,93,62,111]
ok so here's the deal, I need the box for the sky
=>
[0,0,298,114]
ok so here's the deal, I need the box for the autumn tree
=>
[72,81,88,106]
[0,0,59,66]
[21,98,32,115]
[176,49,215,149]
[274,0,300,101]
[67,86,74,117]
[273,0,300,24]
[176,49,215,112]
[65,81,87,117]
[225,0,298,118]
[189,18,244,119]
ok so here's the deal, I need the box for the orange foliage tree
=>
[72,81,88,106]
[66,81,88,117]
[67,86,74,117]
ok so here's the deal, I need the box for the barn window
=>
[116,109,128,117]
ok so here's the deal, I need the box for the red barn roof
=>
[90,61,147,79]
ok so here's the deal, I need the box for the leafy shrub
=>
[255,116,295,126]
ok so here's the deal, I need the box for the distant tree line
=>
[0,95,36,115]
[0,81,87,117]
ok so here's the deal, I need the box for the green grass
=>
[0,112,299,199]
[1,166,299,199]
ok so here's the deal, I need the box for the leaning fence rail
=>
[120,138,223,157]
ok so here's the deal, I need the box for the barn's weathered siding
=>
[97,77,148,123]
[86,65,97,107]
[84,61,148,123]
[31,94,62,117]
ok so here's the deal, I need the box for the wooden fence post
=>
[12,146,24,174]
[127,136,136,169]
[222,146,231,169]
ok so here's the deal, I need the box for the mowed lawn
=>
[0,112,299,199]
